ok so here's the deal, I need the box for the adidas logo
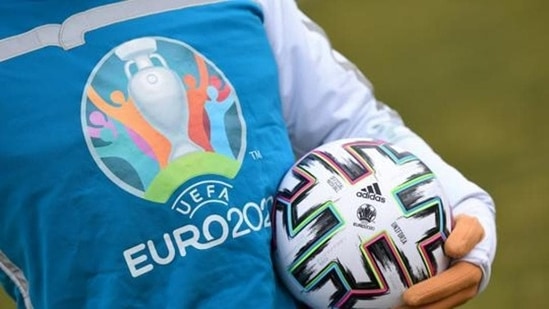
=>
[356,183,386,203]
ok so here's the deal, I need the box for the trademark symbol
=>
[249,150,263,160]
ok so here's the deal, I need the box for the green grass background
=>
[1,0,547,308]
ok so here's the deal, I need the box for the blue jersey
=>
[0,0,299,308]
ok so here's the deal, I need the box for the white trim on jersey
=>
[0,0,225,62]
[0,251,33,309]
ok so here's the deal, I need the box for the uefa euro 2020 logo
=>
[81,37,246,205]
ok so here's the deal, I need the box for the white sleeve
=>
[257,0,497,292]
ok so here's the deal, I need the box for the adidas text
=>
[356,191,386,203]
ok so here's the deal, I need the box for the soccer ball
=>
[272,138,452,309]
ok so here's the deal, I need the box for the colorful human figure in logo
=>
[210,75,231,102]
[87,111,159,190]
[184,54,214,152]
[205,85,236,159]
[86,87,172,168]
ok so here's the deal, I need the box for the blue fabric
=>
[0,1,298,308]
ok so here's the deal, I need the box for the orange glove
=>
[397,215,485,309]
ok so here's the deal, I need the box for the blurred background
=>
[1,0,547,308]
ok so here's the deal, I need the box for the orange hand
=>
[396,215,485,309]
